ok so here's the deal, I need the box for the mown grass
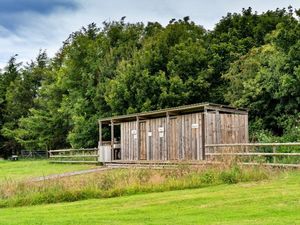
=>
[0,160,97,181]
[0,164,274,208]
[0,170,299,225]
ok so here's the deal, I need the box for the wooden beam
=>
[166,112,170,160]
[49,161,98,164]
[206,152,300,156]
[48,148,97,153]
[111,120,114,160]
[136,116,140,160]
[215,110,220,144]
[99,121,102,146]
[167,111,179,116]
[245,114,249,143]
[206,105,248,115]
[137,116,147,120]
[101,160,300,168]
[108,122,121,126]
[205,142,300,147]
[201,110,207,160]
[50,155,98,158]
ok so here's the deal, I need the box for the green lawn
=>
[0,160,97,181]
[1,170,299,225]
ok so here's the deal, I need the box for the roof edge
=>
[99,103,248,123]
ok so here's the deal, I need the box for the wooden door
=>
[169,117,178,160]
[139,121,147,160]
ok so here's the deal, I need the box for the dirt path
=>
[31,167,111,182]
[30,163,177,182]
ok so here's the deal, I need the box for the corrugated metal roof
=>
[99,102,247,122]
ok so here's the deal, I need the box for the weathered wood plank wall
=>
[120,112,248,161]
[121,120,138,160]
[205,112,248,145]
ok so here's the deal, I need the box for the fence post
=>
[273,146,276,163]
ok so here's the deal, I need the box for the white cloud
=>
[0,0,299,68]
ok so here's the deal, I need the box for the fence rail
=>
[207,152,300,156]
[21,150,47,159]
[49,148,98,164]
[205,142,300,147]
[48,143,300,167]
[205,142,300,167]
[49,148,97,153]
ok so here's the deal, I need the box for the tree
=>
[0,56,22,157]
[206,7,298,103]
[1,8,299,153]
[224,41,300,135]
[0,52,49,155]
[105,19,210,114]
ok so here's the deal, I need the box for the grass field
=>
[0,164,271,208]
[0,160,97,181]
[0,170,299,225]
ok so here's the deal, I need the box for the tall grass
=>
[0,164,275,208]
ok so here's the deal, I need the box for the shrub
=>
[219,166,241,184]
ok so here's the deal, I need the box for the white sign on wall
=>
[158,127,164,132]
[159,132,164,138]
[148,132,152,137]
[131,129,137,135]
[133,134,137,139]
[192,123,199,129]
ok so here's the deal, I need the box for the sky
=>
[0,0,300,68]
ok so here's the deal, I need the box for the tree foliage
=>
[0,7,299,156]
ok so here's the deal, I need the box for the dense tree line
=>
[0,7,300,157]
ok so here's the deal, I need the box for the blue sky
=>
[0,0,77,31]
[0,0,300,68]
[0,0,76,15]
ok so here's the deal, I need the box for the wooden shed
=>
[98,103,248,162]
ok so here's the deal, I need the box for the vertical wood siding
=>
[120,112,248,161]
[205,112,249,145]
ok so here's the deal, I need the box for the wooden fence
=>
[48,143,300,167]
[205,143,300,167]
[49,148,99,164]
[21,150,47,159]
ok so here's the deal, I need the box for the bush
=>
[220,166,241,184]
